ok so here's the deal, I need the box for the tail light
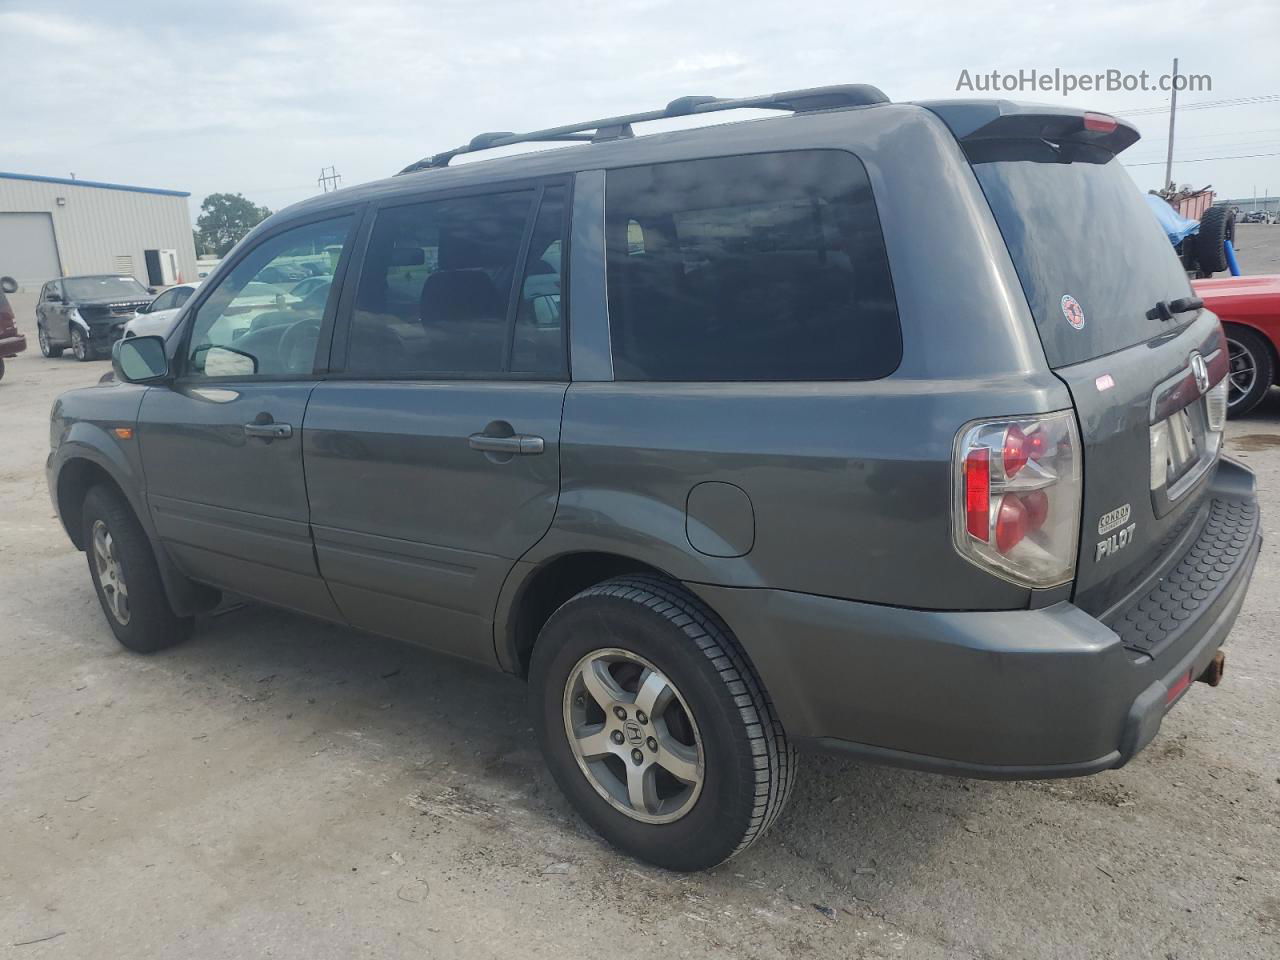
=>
[953,412,1081,587]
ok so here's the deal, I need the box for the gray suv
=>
[47,86,1261,871]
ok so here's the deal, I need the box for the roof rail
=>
[397,84,889,175]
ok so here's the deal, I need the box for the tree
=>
[195,193,272,257]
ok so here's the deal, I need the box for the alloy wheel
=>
[38,324,50,356]
[1226,336,1257,410]
[92,520,130,625]
[562,647,704,824]
[72,329,87,361]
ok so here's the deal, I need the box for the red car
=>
[0,276,28,381]
[1193,274,1280,416]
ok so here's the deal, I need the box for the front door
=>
[137,213,358,619]
[303,183,570,664]
[38,280,69,345]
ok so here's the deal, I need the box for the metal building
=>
[0,172,198,292]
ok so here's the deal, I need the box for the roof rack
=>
[397,84,889,175]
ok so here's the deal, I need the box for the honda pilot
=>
[47,86,1261,871]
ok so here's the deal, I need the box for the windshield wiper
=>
[1146,296,1204,322]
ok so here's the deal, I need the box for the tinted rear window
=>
[972,145,1194,368]
[605,150,901,381]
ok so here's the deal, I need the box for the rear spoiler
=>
[916,100,1140,155]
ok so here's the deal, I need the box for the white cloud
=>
[3,0,1278,211]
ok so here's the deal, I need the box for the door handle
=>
[468,433,544,455]
[243,421,293,440]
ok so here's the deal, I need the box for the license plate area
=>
[1149,355,1224,518]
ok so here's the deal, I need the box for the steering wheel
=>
[278,318,323,373]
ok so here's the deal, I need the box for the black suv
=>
[37,274,154,361]
[48,86,1260,871]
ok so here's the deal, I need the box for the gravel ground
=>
[2,227,1279,959]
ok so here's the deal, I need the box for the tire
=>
[0,357,5,381]
[38,323,64,358]
[1224,325,1275,417]
[71,326,91,362]
[529,575,795,871]
[1197,206,1236,276]
[81,485,192,653]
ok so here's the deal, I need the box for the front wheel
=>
[529,576,795,871]
[81,485,192,653]
[1224,326,1275,417]
[71,326,91,361]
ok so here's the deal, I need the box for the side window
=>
[512,186,567,375]
[185,216,352,379]
[348,187,564,378]
[172,287,195,309]
[150,289,179,312]
[604,151,901,381]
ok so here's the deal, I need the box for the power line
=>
[1123,151,1280,168]
[1116,94,1280,117]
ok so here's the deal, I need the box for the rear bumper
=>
[0,334,27,357]
[688,460,1260,780]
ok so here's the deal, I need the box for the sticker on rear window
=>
[1061,294,1085,330]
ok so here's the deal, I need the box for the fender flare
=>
[51,427,218,616]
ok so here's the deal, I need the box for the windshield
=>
[64,276,149,301]
[972,146,1194,368]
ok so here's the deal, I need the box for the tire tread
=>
[562,575,795,862]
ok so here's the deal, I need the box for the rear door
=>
[303,181,570,665]
[970,143,1228,615]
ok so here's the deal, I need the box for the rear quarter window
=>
[604,150,901,381]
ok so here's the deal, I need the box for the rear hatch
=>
[956,114,1228,616]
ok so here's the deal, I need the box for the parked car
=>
[0,275,27,379]
[48,87,1260,872]
[1241,211,1272,225]
[36,275,154,361]
[122,283,202,340]
[288,275,332,301]
[1192,274,1280,415]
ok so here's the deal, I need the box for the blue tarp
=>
[1144,193,1200,245]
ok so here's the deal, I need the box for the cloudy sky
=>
[4,0,1278,216]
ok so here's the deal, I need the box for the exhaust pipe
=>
[1197,650,1226,687]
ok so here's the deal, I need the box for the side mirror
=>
[112,336,170,384]
[47,292,63,303]
[147,287,157,294]
[0,276,16,294]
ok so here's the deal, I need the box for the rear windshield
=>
[64,276,149,301]
[971,145,1194,368]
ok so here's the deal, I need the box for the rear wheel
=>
[529,575,795,871]
[38,323,63,358]
[81,485,192,653]
[1224,326,1274,417]
[71,327,91,362]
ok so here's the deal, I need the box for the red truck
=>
[1193,274,1280,416]
[0,276,28,381]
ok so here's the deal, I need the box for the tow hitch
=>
[1197,650,1226,687]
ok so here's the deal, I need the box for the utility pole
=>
[317,166,342,193]
[1163,58,1179,190]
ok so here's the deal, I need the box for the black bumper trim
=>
[799,736,1121,781]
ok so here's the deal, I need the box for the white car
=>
[122,282,201,339]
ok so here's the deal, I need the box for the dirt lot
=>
[3,228,1279,959]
